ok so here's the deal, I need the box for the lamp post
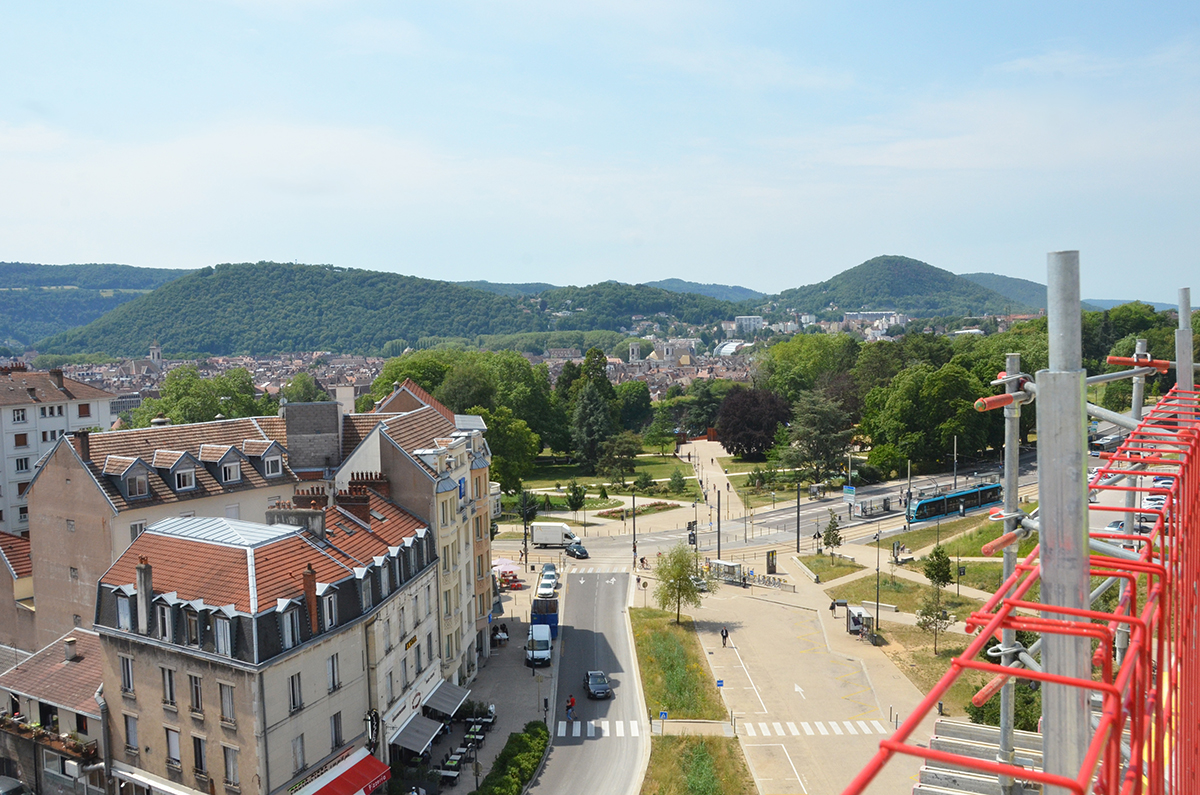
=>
[874,531,881,644]
[796,481,801,554]
[632,491,638,570]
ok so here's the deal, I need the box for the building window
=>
[425,585,432,616]
[16,482,29,497]
[193,736,207,775]
[477,555,483,580]
[66,518,75,532]
[214,617,231,655]
[76,713,88,734]
[264,457,282,477]
[14,458,29,473]
[381,564,390,595]
[443,590,451,617]
[221,462,240,483]
[161,668,176,706]
[401,658,409,688]
[326,654,340,693]
[175,469,195,490]
[128,474,148,498]
[322,594,337,629]
[415,644,422,673]
[384,618,392,652]
[124,715,138,752]
[120,656,135,693]
[288,673,303,713]
[185,612,200,646]
[291,734,305,774]
[156,604,172,641]
[117,596,132,632]
[399,607,406,636]
[12,409,25,423]
[13,433,28,448]
[361,579,373,612]
[440,500,448,527]
[78,403,91,419]
[17,506,26,523]
[189,675,203,714]
[330,712,343,749]
[282,609,300,649]
[165,728,180,767]
[386,672,394,704]
[130,521,145,542]
[427,632,434,662]
[475,515,482,539]
[442,546,450,573]
[445,634,453,660]
[219,684,235,725]
[223,746,239,785]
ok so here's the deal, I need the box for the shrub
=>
[472,721,550,795]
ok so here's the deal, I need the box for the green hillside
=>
[773,256,1031,316]
[0,262,191,290]
[539,281,738,331]
[643,278,764,302]
[456,280,559,297]
[37,262,547,356]
[961,272,1101,313]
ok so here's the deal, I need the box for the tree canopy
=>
[472,405,541,493]
[132,365,276,427]
[652,542,716,622]
[716,386,791,460]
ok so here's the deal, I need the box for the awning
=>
[111,762,207,795]
[424,679,471,717]
[389,714,443,755]
[312,748,390,795]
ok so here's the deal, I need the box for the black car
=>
[565,543,589,559]
[585,670,612,699]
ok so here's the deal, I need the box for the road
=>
[529,569,648,795]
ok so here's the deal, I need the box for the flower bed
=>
[594,501,677,519]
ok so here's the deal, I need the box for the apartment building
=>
[1,365,113,536]
[345,380,494,685]
[21,417,300,650]
[93,507,442,795]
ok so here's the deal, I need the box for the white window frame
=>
[214,616,231,656]
[291,734,305,774]
[193,736,207,775]
[264,456,282,477]
[219,683,235,725]
[156,604,172,641]
[184,611,200,647]
[221,462,241,483]
[322,594,337,629]
[189,674,203,714]
[130,521,146,542]
[361,578,373,612]
[282,609,300,649]
[161,667,176,706]
[128,474,148,498]
[380,564,390,595]
[223,745,239,785]
[120,656,135,693]
[288,673,303,713]
[124,715,138,751]
[174,469,195,491]
[401,657,409,688]
[330,712,343,750]
[12,408,26,423]
[117,596,132,631]
[165,727,180,767]
[327,653,340,693]
[14,457,29,473]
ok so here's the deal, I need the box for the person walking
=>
[566,695,577,721]
[721,626,729,647]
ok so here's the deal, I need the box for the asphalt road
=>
[530,571,647,795]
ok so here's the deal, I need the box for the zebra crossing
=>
[555,719,642,739]
[563,565,632,574]
[741,719,889,738]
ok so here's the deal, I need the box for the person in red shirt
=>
[566,695,577,721]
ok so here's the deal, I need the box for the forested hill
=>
[643,278,764,302]
[773,255,1032,316]
[36,262,547,357]
[961,272,1101,313]
[0,262,191,290]
[456,280,559,297]
[539,282,740,331]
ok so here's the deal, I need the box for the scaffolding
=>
[841,255,1197,795]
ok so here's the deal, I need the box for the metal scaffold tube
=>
[1179,288,1194,392]
[1116,338,1147,667]
[997,351,1021,795]
[1039,251,1091,795]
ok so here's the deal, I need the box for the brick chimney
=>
[301,564,318,635]
[74,430,90,461]
[135,556,153,636]
[335,486,371,523]
[292,486,329,511]
[49,369,64,390]
[348,471,390,499]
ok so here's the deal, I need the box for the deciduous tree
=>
[779,390,853,482]
[599,431,642,484]
[652,542,717,622]
[715,386,790,460]
[472,405,541,493]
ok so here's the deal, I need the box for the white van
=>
[526,624,553,666]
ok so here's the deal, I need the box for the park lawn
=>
[630,608,727,721]
[871,513,991,554]
[825,575,985,617]
[641,736,755,795]
[939,522,1039,560]
[715,456,759,475]
[799,554,865,582]
[521,454,700,498]
[878,623,983,718]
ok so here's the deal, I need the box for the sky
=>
[2,2,1198,303]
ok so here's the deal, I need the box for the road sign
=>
[660,711,668,720]
[843,485,856,504]
[958,566,967,577]
[716,680,723,688]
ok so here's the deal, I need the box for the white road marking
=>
[630,721,639,737]
[572,722,581,737]
[759,722,771,736]
[843,721,857,735]
[786,722,799,735]
[730,643,769,713]
[871,720,887,733]
[745,722,756,736]
[557,721,566,737]
[815,722,828,735]
[615,721,624,737]
[773,722,784,736]
[801,722,814,735]
[830,722,843,735]
[601,720,610,737]
[587,721,596,738]
[857,720,871,734]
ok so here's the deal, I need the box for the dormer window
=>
[175,469,195,491]
[184,611,201,646]
[221,462,241,483]
[156,604,172,641]
[264,457,282,477]
[128,474,148,498]
[322,594,337,629]
[361,578,374,611]
[117,595,132,631]
[282,609,301,649]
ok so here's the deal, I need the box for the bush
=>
[472,721,550,795]
[634,471,654,491]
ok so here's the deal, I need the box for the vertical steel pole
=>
[632,492,637,571]
[953,435,958,491]
[1039,251,1091,794]
[1179,288,1194,393]
[717,491,722,561]
[1115,338,1148,667]
[796,482,801,554]
[997,352,1021,793]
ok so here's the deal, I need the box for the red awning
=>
[311,749,391,795]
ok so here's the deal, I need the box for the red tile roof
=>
[0,371,113,407]
[0,534,32,579]
[382,406,457,456]
[342,414,387,460]
[371,379,455,423]
[0,630,103,716]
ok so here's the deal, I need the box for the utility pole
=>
[905,460,912,534]
[717,491,722,560]
[953,435,958,491]
[796,481,801,554]
[632,492,637,571]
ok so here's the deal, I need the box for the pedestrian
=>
[720,626,729,647]
[566,695,577,721]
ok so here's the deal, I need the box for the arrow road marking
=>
[794,684,805,699]
[606,577,616,584]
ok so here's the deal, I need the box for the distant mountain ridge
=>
[643,278,763,302]
[456,280,558,297]
[775,255,1031,316]
[961,272,1102,313]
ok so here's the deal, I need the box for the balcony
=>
[0,715,99,762]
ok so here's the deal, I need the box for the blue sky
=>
[2,2,1197,302]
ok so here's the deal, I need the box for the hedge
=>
[470,721,550,795]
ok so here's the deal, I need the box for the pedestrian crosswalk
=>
[563,565,633,574]
[741,719,890,737]
[555,720,642,739]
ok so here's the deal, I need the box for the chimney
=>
[64,637,78,662]
[392,381,400,392]
[75,430,90,461]
[335,487,371,522]
[301,564,319,635]
[348,471,390,500]
[135,556,153,636]
[265,506,326,541]
[49,369,64,390]
[292,487,329,511]
[150,413,170,427]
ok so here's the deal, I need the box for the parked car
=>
[565,543,589,559]
[690,576,708,592]
[536,576,557,599]
[585,670,612,699]
[0,778,34,795]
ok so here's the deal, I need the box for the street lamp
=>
[874,531,881,644]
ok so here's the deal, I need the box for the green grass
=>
[799,554,864,582]
[641,736,756,795]
[520,455,701,500]
[878,623,983,718]
[631,608,727,721]
[824,576,985,616]
[938,521,1039,560]
[871,512,992,554]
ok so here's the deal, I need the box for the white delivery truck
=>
[526,624,553,666]
[531,522,580,548]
